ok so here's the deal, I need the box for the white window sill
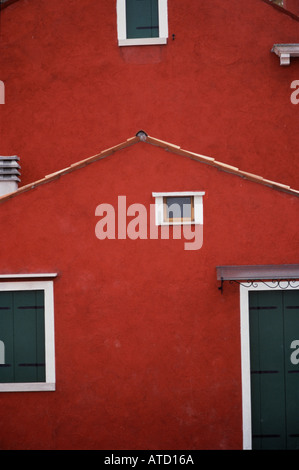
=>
[0,382,55,392]
[118,37,167,47]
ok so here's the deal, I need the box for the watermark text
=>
[0,81,4,104]
[290,80,299,105]
[95,196,203,250]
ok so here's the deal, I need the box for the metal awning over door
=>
[216,265,299,293]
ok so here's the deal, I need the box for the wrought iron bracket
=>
[218,278,299,294]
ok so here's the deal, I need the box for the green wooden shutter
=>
[0,292,14,383]
[283,291,299,449]
[126,0,159,39]
[249,290,299,450]
[0,290,45,383]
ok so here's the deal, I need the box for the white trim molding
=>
[240,282,299,449]
[117,0,168,46]
[152,191,205,226]
[272,44,299,66]
[0,280,56,393]
[0,273,58,279]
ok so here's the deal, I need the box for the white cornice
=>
[272,43,299,65]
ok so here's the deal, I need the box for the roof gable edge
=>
[145,135,299,198]
[260,0,299,22]
[0,132,298,204]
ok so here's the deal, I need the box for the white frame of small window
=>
[117,0,168,46]
[0,279,56,392]
[152,191,205,226]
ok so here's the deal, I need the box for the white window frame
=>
[117,0,168,46]
[240,282,299,450]
[0,279,56,392]
[152,191,205,226]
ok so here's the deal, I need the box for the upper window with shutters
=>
[117,0,168,46]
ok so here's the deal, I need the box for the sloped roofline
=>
[0,131,298,203]
[261,0,299,21]
[0,0,19,10]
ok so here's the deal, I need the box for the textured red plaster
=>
[0,143,297,449]
[0,0,298,451]
[0,0,299,188]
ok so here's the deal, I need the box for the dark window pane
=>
[165,196,192,221]
[126,0,159,39]
[0,290,45,384]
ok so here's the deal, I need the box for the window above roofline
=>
[117,0,168,46]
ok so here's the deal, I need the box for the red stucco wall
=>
[0,0,299,189]
[0,142,297,450]
[0,0,299,450]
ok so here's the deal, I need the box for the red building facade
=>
[0,0,299,450]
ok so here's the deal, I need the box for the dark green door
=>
[249,290,299,449]
[0,290,45,383]
[126,0,159,38]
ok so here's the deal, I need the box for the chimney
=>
[0,156,21,197]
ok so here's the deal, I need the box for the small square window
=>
[163,196,194,223]
[152,191,205,226]
[117,0,168,46]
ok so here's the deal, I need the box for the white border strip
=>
[152,191,205,197]
[0,273,58,279]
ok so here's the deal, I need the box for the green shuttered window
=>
[0,280,55,392]
[117,0,168,46]
[249,290,299,450]
[0,291,45,383]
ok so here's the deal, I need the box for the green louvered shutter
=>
[249,290,299,450]
[284,291,299,449]
[0,291,45,383]
[0,292,14,383]
[126,0,159,38]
